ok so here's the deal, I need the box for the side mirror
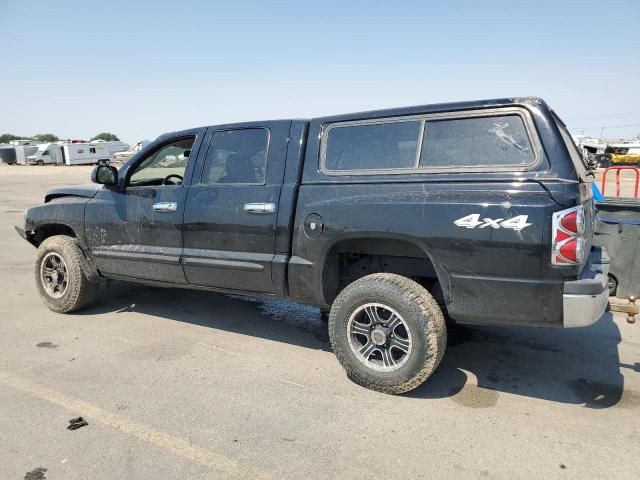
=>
[91,165,118,186]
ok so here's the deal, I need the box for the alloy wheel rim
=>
[40,252,69,299]
[347,302,412,372]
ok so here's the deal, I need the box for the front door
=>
[182,121,290,293]
[85,130,205,282]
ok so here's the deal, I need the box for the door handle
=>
[153,202,177,213]
[243,202,275,214]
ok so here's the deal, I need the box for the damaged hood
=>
[45,184,103,203]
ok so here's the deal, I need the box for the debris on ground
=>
[24,467,47,480]
[67,417,88,430]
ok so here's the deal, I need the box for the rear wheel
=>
[35,235,97,313]
[329,273,446,394]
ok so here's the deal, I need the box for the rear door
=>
[181,121,290,293]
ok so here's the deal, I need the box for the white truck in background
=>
[26,141,129,166]
[26,143,62,165]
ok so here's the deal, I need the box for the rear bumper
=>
[562,247,610,328]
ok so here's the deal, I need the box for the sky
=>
[2,0,639,144]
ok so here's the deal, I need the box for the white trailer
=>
[62,141,129,165]
[26,141,130,165]
[90,140,129,157]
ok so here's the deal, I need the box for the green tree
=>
[91,132,120,142]
[0,133,24,144]
[33,133,60,142]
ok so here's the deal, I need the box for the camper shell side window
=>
[320,107,540,175]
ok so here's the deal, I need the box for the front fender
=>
[22,197,89,248]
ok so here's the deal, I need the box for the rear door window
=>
[201,128,269,184]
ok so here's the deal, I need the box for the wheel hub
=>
[371,326,389,346]
[40,252,69,299]
[347,302,413,372]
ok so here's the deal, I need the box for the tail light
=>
[551,205,585,265]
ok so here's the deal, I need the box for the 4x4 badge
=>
[454,214,531,231]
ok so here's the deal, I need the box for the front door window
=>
[129,137,195,186]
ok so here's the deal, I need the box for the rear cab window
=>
[321,109,538,174]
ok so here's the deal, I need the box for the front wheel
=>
[35,235,97,313]
[329,273,446,394]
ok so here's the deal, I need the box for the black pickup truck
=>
[17,97,609,394]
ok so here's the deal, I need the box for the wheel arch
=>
[320,235,450,307]
[32,225,100,283]
[29,223,78,247]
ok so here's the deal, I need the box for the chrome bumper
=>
[563,247,610,328]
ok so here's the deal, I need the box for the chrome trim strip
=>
[92,250,181,265]
[181,257,265,272]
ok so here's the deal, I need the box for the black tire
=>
[329,273,446,394]
[608,274,618,297]
[35,235,97,313]
[37,160,44,166]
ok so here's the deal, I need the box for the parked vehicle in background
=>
[26,141,129,165]
[113,140,150,163]
[1,140,41,165]
[15,145,40,165]
[26,143,62,165]
[608,143,640,166]
[573,136,606,169]
[0,146,17,164]
[17,97,610,394]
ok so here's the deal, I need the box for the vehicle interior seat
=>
[220,153,254,183]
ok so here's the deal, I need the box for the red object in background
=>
[601,166,640,198]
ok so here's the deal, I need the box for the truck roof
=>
[161,97,548,138]
[311,96,547,123]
